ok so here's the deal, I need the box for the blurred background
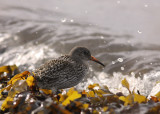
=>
[0,0,160,96]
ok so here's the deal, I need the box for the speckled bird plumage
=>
[34,47,104,91]
[34,55,88,89]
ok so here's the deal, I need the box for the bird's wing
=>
[34,59,75,80]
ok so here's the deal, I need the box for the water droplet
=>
[3,72,7,76]
[139,72,142,76]
[100,36,104,39]
[61,18,67,23]
[127,40,130,43]
[70,19,74,22]
[55,7,59,10]
[131,72,135,76]
[121,67,124,70]
[117,58,123,62]
[117,1,120,4]
[138,30,142,34]
[112,61,115,64]
[144,4,148,7]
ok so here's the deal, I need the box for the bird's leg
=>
[51,87,58,95]
[51,87,62,95]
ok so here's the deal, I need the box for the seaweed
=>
[0,65,160,114]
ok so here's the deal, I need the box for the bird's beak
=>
[91,56,105,67]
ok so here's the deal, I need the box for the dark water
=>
[0,0,160,95]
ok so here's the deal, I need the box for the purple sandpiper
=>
[34,47,105,92]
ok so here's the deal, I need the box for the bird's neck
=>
[72,56,82,62]
[71,56,88,67]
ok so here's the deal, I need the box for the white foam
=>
[0,44,59,70]
[77,71,160,96]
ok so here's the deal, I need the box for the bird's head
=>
[70,47,105,67]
